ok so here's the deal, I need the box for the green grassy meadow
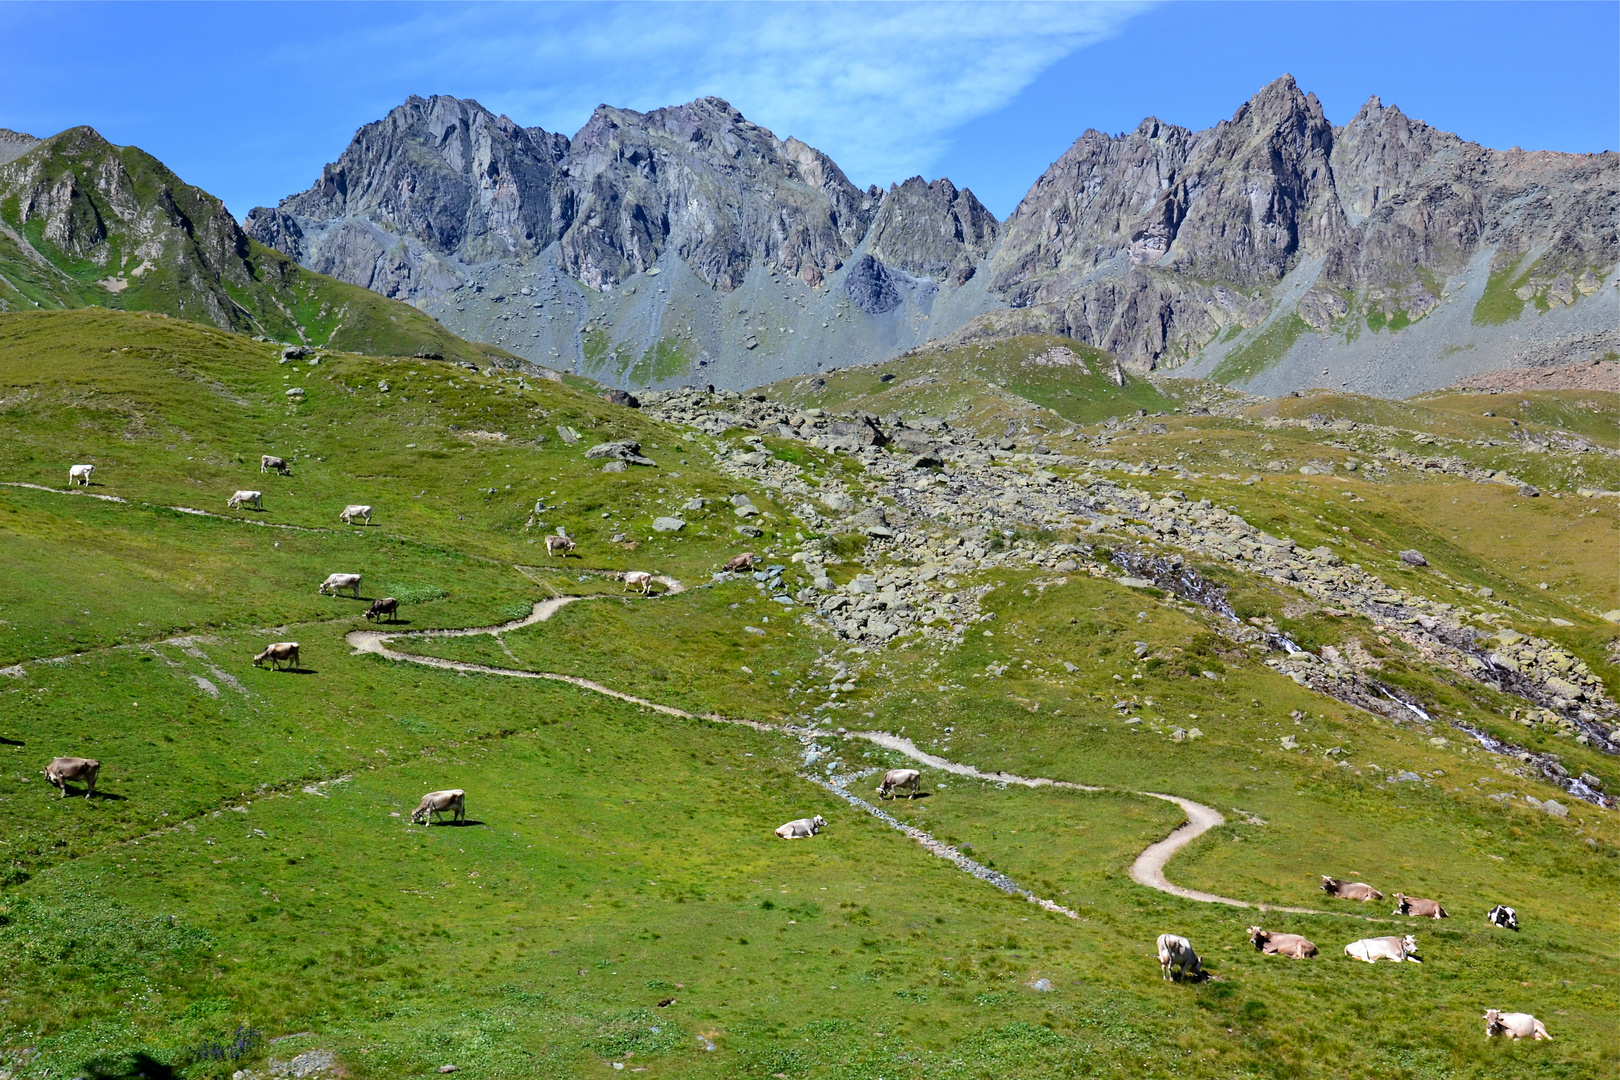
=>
[1,311,1616,1079]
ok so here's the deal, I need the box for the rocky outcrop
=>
[866,176,999,285]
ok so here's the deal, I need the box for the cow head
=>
[812,815,827,831]
[1482,1009,1503,1032]
[1246,926,1269,949]
[1320,876,1339,894]
[1393,892,1409,913]
[1402,934,1419,953]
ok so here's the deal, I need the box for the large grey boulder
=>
[585,441,656,466]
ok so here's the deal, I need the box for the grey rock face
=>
[867,176,999,285]
[986,76,1618,376]
[845,254,904,314]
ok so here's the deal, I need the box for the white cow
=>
[261,455,291,475]
[227,490,263,510]
[876,768,921,799]
[45,756,100,798]
[545,534,576,557]
[1344,934,1421,963]
[775,815,826,839]
[1156,934,1203,981]
[1483,1009,1551,1040]
[340,504,372,525]
[411,789,466,825]
[68,464,94,486]
[623,571,654,595]
[319,573,362,598]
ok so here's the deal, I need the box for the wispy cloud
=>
[310,1,1148,187]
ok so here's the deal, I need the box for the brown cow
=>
[1483,1009,1551,1041]
[411,789,466,825]
[545,534,576,557]
[46,756,100,798]
[253,642,300,670]
[723,552,756,572]
[1321,875,1383,902]
[1393,892,1448,919]
[364,597,399,622]
[1247,926,1317,958]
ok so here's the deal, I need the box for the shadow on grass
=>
[87,1052,180,1079]
[0,735,24,746]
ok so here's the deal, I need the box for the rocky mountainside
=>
[249,78,1618,395]
[0,126,514,364]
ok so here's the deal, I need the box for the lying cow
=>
[340,504,372,526]
[69,463,94,485]
[227,490,263,510]
[1247,926,1317,958]
[1344,934,1420,964]
[775,815,826,839]
[364,597,398,622]
[1483,1009,1551,1041]
[623,571,654,595]
[545,534,576,557]
[1486,904,1519,931]
[411,789,465,825]
[1157,934,1203,982]
[723,552,756,573]
[252,642,300,670]
[876,768,921,800]
[1321,875,1383,902]
[319,573,362,598]
[1393,892,1448,919]
[261,454,291,475]
[45,756,100,798]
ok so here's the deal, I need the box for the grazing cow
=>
[876,768,921,800]
[227,490,263,510]
[339,504,372,525]
[45,756,100,798]
[723,552,756,573]
[1483,1009,1551,1041]
[545,534,576,557]
[319,573,362,598]
[1247,927,1317,959]
[775,815,826,839]
[623,571,654,595]
[261,455,291,475]
[1486,905,1519,931]
[1344,934,1420,964]
[252,642,300,670]
[68,464,93,485]
[1393,892,1449,919]
[1321,875,1383,902]
[363,597,398,622]
[411,789,466,825]
[1157,934,1203,982]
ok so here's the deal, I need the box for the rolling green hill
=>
[0,310,1615,1080]
[0,127,513,366]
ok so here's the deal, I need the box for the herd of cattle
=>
[47,460,1558,1045]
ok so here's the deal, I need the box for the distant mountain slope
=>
[250,79,1618,395]
[0,126,515,365]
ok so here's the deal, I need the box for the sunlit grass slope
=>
[0,311,1614,1080]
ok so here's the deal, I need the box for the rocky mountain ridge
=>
[232,77,1617,394]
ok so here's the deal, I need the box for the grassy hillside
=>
[0,311,1615,1079]
[762,335,1182,437]
[0,127,511,366]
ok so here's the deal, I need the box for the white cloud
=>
[334,1,1149,187]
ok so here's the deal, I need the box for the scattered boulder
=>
[1399,550,1428,566]
[585,441,657,466]
[601,389,641,408]
[652,517,685,532]
[556,425,581,445]
[281,345,313,361]
[820,491,856,513]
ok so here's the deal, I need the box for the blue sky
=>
[0,1,1614,220]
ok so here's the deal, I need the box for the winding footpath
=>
[348,592,1325,918]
